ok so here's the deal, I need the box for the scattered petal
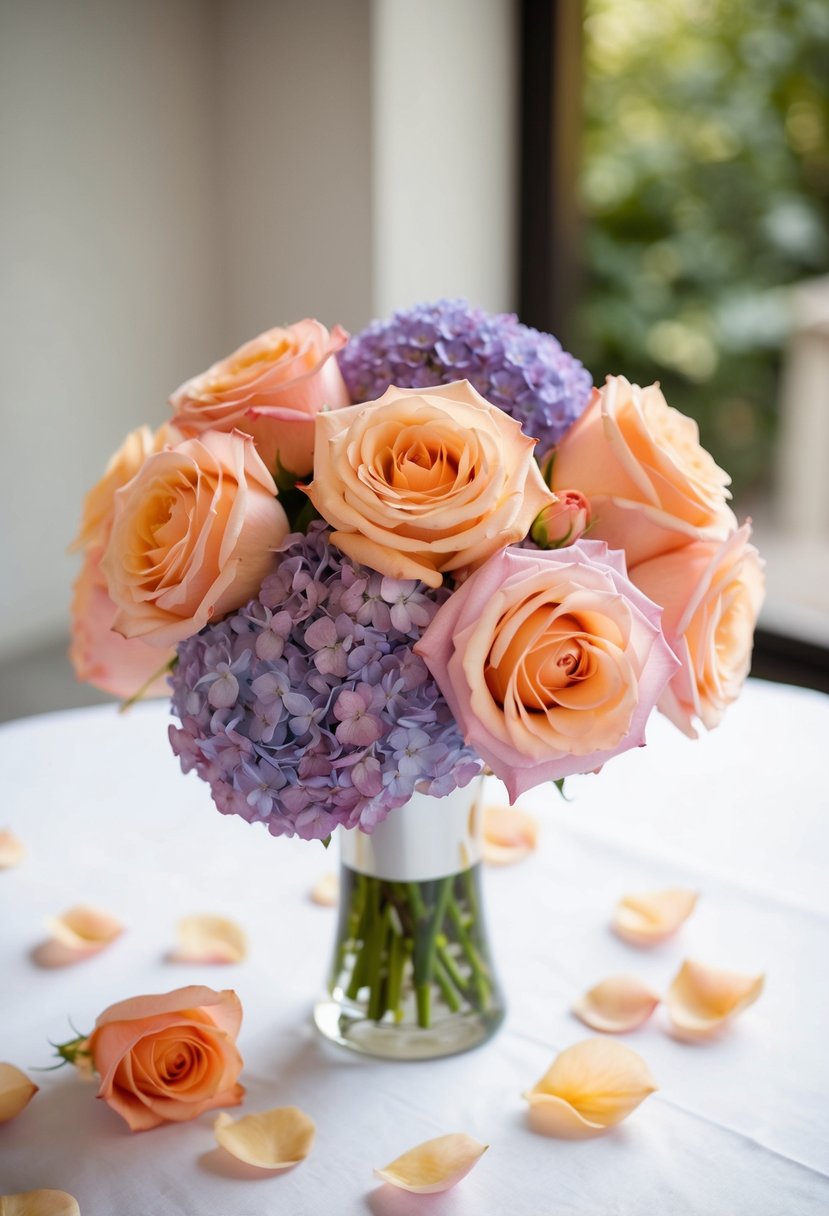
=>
[523,1039,658,1138]
[0,1191,80,1216]
[33,905,123,966]
[573,975,661,1033]
[374,1133,488,1194]
[0,829,25,869]
[666,959,765,1039]
[482,804,538,865]
[214,1107,315,1169]
[613,888,698,946]
[310,873,339,907]
[171,915,247,964]
[0,1064,38,1123]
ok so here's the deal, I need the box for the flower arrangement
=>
[70,300,764,1043]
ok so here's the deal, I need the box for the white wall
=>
[0,0,224,656]
[372,0,518,317]
[0,0,516,667]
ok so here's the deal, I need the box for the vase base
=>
[313,992,504,1061]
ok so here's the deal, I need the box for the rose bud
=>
[531,490,591,549]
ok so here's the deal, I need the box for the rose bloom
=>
[307,381,556,588]
[170,319,349,477]
[631,522,765,738]
[102,429,289,648]
[71,422,181,556]
[414,541,679,800]
[70,552,172,698]
[86,986,244,1132]
[552,376,737,566]
[530,489,591,549]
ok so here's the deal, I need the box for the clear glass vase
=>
[313,779,505,1060]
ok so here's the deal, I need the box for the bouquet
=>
[70,299,764,1039]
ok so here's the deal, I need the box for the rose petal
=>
[573,975,661,1032]
[666,960,765,1039]
[310,873,339,907]
[374,1133,488,1194]
[214,1107,315,1169]
[524,1039,658,1137]
[0,1192,80,1216]
[171,916,247,964]
[0,829,25,869]
[482,804,539,865]
[0,1063,38,1123]
[613,888,698,946]
[34,905,124,965]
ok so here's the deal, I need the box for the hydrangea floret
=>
[337,298,593,456]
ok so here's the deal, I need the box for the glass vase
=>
[313,778,505,1060]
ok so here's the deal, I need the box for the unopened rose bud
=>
[531,490,591,549]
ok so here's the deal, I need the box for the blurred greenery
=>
[578,0,829,498]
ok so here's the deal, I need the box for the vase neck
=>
[339,778,485,881]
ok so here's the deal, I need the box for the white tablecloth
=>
[1,679,828,1214]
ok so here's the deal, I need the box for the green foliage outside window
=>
[578,0,829,498]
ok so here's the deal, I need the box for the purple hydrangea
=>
[338,298,593,456]
[169,522,482,842]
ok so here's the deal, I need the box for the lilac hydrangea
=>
[338,298,593,456]
[169,521,482,842]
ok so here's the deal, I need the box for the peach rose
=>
[70,552,172,698]
[552,376,736,566]
[630,522,765,737]
[414,541,679,799]
[102,429,289,647]
[71,422,181,555]
[306,381,557,588]
[86,986,244,1132]
[170,320,350,477]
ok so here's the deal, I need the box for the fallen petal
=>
[0,1191,80,1216]
[172,915,247,964]
[0,829,25,869]
[613,888,698,946]
[374,1133,488,1193]
[573,975,661,1033]
[0,1064,38,1123]
[34,906,123,966]
[524,1039,657,1137]
[482,804,538,865]
[666,959,765,1039]
[214,1107,315,1169]
[310,873,339,907]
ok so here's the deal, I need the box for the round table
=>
[1,679,827,1214]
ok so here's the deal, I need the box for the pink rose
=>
[170,320,350,477]
[530,489,591,548]
[70,552,172,698]
[630,522,765,737]
[102,430,289,647]
[307,381,556,588]
[414,542,679,800]
[86,986,244,1132]
[552,376,736,566]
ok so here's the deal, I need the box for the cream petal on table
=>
[171,915,247,964]
[310,873,339,907]
[214,1108,315,1169]
[374,1133,488,1194]
[0,829,25,869]
[573,975,661,1033]
[613,888,698,945]
[33,905,123,966]
[666,959,765,1039]
[524,1039,658,1138]
[482,804,539,865]
[0,1063,38,1123]
[0,1191,80,1216]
